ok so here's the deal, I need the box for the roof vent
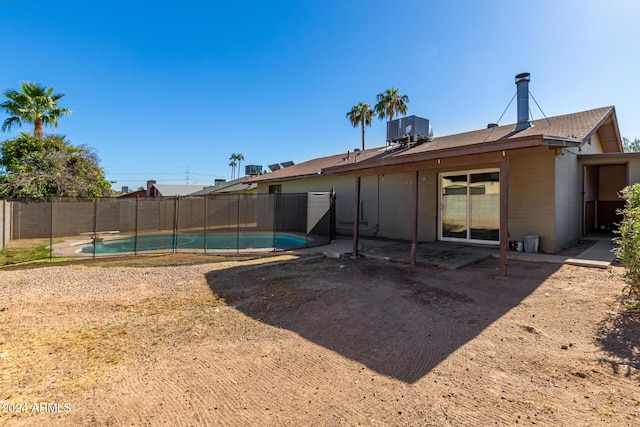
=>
[515,72,531,131]
[487,123,498,128]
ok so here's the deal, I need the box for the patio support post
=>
[499,155,510,277]
[410,170,419,266]
[353,176,361,257]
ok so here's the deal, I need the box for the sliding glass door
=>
[439,169,500,244]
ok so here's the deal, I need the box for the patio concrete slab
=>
[299,238,619,270]
[574,240,617,262]
[359,240,497,270]
[502,240,617,269]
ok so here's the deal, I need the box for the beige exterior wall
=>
[418,170,438,241]
[254,144,633,254]
[257,156,561,251]
[508,152,557,253]
[378,172,414,240]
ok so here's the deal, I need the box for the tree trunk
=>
[34,118,43,139]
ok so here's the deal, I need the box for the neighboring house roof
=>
[189,176,257,196]
[152,184,206,197]
[324,106,621,175]
[116,189,146,198]
[247,147,386,183]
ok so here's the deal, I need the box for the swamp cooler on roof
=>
[386,115,430,144]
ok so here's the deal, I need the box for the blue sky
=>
[1,0,639,191]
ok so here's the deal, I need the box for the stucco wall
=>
[508,152,556,253]
[554,149,582,251]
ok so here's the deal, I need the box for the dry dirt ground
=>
[1,253,639,426]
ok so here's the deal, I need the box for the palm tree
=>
[374,88,409,122]
[346,103,375,151]
[236,153,244,177]
[375,88,409,144]
[229,159,237,180]
[1,82,71,139]
[229,153,244,179]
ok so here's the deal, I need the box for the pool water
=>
[80,233,307,254]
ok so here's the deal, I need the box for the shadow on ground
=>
[595,297,640,379]
[205,256,559,384]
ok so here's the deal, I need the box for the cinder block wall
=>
[0,200,10,250]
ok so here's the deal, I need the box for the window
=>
[268,184,282,194]
[439,169,500,243]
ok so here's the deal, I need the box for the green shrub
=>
[614,183,640,295]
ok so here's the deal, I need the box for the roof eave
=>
[541,135,583,147]
[583,106,623,153]
[247,172,322,184]
[323,136,552,175]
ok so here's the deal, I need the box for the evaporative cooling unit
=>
[386,115,430,144]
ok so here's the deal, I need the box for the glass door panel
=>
[469,172,500,241]
[441,174,468,239]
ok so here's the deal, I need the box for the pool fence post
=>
[306,193,310,248]
[134,196,139,256]
[49,198,53,261]
[272,193,277,251]
[92,198,98,259]
[203,195,208,254]
[173,197,179,254]
[236,194,240,255]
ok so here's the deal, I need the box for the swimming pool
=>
[79,233,307,254]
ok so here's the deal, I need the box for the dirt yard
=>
[1,253,639,426]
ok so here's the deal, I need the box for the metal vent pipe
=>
[515,72,531,131]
